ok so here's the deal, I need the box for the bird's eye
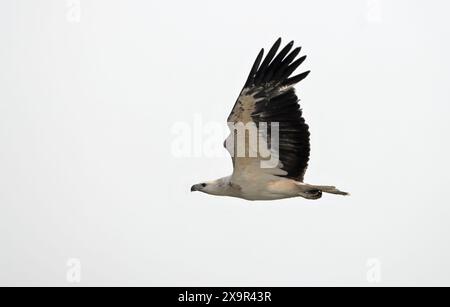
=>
[201,183,207,187]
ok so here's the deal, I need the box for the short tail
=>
[313,185,350,196]
[298,184,350,199]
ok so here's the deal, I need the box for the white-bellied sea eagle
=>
[191,38,348,200]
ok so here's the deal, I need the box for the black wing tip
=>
[269,38,282,54]
[253,38,282,84]
[247,38,309,88]
[244,48,265,87]
[289,42,295,48]
[283,70,311,87]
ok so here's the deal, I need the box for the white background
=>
[1,0,450,286]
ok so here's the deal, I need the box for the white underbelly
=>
[237,178,301,201]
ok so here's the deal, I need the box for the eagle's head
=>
[190,182,207,192]
[190,177,233,196]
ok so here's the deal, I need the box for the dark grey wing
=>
[226,38,311,182]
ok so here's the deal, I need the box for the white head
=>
[190,177,233,196]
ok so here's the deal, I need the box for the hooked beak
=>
[190,185,198,192]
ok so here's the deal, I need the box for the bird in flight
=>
[191,38,348,200]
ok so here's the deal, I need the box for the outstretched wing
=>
[225,38,311,183]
